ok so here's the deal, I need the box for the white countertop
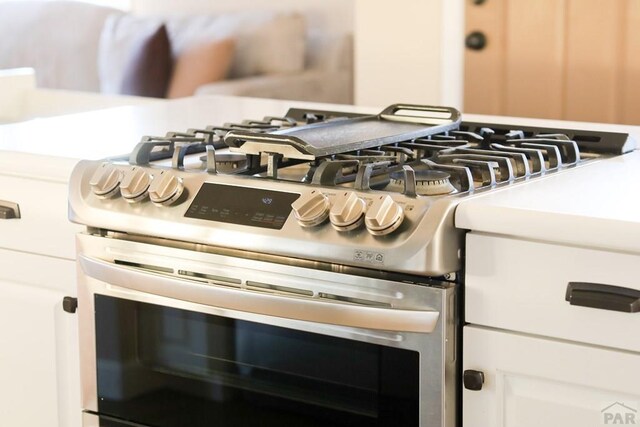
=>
[2,94,639,253]
[456,150,640,254]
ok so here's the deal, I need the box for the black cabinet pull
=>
[0,200,20,219]
[565,282,640,313]
[463,370,485,391]
[63,297,78,314]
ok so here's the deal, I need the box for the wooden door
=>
[464,0,640,125]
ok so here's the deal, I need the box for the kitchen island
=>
[456,134,640,425]
[1,95,639,427]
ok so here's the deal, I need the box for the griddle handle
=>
[379,104,461,126]
[225,130,307,151]
[565,282,640,313]
[224,130,317,160]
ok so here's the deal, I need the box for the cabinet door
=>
[0,174,81,260]
[463,326,640,427]
[0,250,80,427]
[464,0,640,124]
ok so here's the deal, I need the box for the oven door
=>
[76,233,457,427]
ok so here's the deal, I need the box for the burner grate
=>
[121,107,634,198]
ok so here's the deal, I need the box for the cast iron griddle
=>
[224,104,462,160]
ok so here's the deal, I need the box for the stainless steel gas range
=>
[68,104,634,427]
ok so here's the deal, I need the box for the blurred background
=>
[0,0,637,124]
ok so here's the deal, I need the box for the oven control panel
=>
[184,183,300,230]
[71,160,463,276]
[86,163,419,237]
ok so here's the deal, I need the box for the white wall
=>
[354,0,464,109]
[131,0,353,35]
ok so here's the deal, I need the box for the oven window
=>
[94,295,419,427]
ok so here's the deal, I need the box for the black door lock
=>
[465,32,487,51]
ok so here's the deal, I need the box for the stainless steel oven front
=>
[76,232,457,427]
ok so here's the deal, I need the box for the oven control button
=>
[148,171,184,206]
[330,192,366,231]
[120,167,151,203]
[291,191,330,227]
[89,163,122,199]
[365,195,404,236]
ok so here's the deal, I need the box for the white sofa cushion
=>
[0,1,122,92]
[165,11,306,79]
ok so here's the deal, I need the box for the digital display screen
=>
[185,183,300,230]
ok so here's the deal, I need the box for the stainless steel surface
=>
[76,233,457,426]
[69,160,465,276]
[0,200,20,219]
[79,254,441,333]
[225,104,462,160]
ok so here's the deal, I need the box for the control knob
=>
[120,167,151,203]
[148,171,184,206]
[291,191,330,227]
[329,192,366,231]
[89,163,122,199]
[365,195,404,236]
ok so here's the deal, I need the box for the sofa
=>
[0,1,353,104]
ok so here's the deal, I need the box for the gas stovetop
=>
[68,104,635,277]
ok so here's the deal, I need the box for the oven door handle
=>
[79,255,440,333]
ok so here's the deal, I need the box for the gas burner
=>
[388,169,457,196]
[206,153,247,172]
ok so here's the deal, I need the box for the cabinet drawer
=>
[0,174,81,259]
[463,326,640,427]
[466,232,640,352]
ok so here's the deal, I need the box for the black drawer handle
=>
[565,282,640,313]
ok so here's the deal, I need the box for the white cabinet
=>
[465,233,640,353]
[0,162,83,426]
[464,231,640,427]
[463,326,640,427]
[0,175,80,260]
[0,249,80,427]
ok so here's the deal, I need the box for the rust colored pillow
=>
[99,16,173,98]
[166,38,235,99]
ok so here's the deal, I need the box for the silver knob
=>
[291,191,330,227]
[330,192,366,231]
[120,167,151,203]
[365,195,404,236]
[148,171,184,206]
[89,163,122,198]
